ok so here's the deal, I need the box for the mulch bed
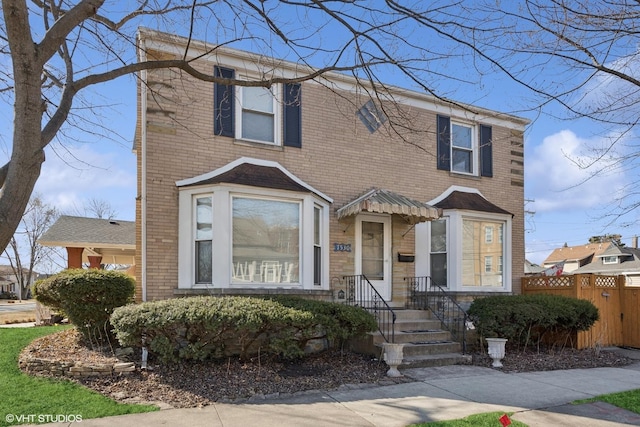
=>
[19,328,637,408]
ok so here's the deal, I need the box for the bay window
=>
[416,199,512,293]
[178,182,329,290]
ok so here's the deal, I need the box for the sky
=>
[2,3,638,268]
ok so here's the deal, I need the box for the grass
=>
[409,411,526,426]
[574,388,640,413]
[0,326,158,427]
[409,389,640,426]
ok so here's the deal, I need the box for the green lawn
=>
[409,411,526,427]
[409,388,640,426]
[574,388,640,413]
[0,326,157,427]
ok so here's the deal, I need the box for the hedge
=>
[110,296,376,362]
[264,295,378,344]
[467,294,599,350]
[32,269,135,341]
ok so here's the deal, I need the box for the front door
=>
[356,214,391,300]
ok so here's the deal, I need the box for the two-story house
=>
[135,28,529,306]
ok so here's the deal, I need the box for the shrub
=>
[467,294,599,350]
[32,269,135,341]
[110,296,377,362]
[0,291,17,300]
[264,296,377,345]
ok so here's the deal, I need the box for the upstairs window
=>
[437,115,493,177]
[238,86,279,144]
[603,256,618,264]
[214,66,302,147]
[451,123,474,174]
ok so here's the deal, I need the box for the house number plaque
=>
[333,243,352,252]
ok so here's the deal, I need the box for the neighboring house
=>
[572,241,640,286]
[39,216,136,272]
[524,259,545,275]
[135,28,529,305]
[0,265,39,296]
[542,242,613,274]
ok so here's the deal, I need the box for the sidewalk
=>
[22,348,640,427]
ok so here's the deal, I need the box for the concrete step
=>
[400,352,472,368]
[370,308,469,368]
[402,341,462,357]
[371,329,451,345]
[392,309,435,321]
[393,319,443,331]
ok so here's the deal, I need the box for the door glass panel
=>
[362,221,384,280]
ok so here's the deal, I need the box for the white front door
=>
[356,214,391,300]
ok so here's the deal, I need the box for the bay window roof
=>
[432,190,512,216]
[176,157,332,203]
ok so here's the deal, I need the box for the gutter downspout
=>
[137,31,148,302]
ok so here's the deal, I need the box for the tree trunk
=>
[0,0,46,253]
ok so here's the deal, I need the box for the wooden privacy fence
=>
[521,274,636,349]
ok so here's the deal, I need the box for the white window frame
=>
[178,184,330,290]
[450,121,478,176]
[416,209,512,293]
[602,256,618,265]
[235,84,282,145]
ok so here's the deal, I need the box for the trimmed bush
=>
[265,296,378,345]
[110,296,377,362]
[32,269,135,340]
[467,294,599,350]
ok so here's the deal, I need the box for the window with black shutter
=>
[436,115,492,177]
[214,67,302,148]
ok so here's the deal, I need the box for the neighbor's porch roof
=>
[39,215,136,265]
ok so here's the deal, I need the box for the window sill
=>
[233,138,284,151]
[447,171,482,180]
[174,287,331,298]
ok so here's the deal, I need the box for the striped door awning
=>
[337,189,441,224]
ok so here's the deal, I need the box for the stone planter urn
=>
[486,338,508,368]
[382,342,405,377]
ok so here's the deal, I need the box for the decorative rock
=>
[115,347,134,360]
[114,362,136,373]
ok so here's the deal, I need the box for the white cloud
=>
[35,143,136,219]
[526,129,627,213]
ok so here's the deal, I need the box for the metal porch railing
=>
[343,275,396,343]
[404,276,469,353]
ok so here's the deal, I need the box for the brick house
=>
[135,28,529,306]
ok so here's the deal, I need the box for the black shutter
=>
[283,83,302,148]
[480,124,493,177]
[214,66,234,137]
[437,115,451,171]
